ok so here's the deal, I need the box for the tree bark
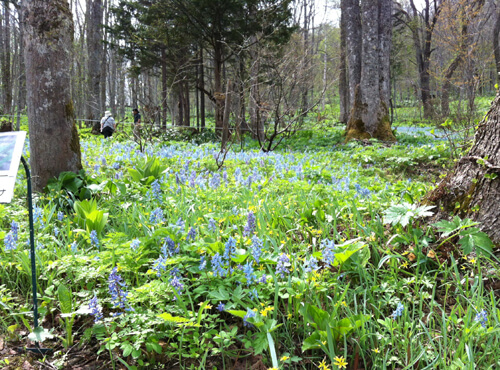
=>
[87,0,103,133]
[494,5,500,82]
[345,0,361,105]
[22,0,82,192]
[339,0,350,123]
[1,3,12,116]
[426,91,500,243]
[345,0,396,142]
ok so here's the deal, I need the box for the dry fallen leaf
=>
[408,253,416,262]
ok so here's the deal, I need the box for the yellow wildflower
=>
[372,348,380,353]
[280,355,289,361]
[318,359,331,370]
[333,356,348,369]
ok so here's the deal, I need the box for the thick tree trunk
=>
[345,0,361,105]
[339,0,350,124]
[427,91,500,243]
[22,0,82,192]
[345,0,395,142]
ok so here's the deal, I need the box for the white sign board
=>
[0,131,27,203]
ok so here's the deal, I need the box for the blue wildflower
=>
[108,267,128,309]
[176,217,185,231]
[243,308,256,327]
[54,227,59,237]
[243,212,256,237]
[70,241,77,253]
[248,288,258,300]
[88,296,103,323]
[161,237,178,256]
[217,302,225,312]
[243,261,256,286]
[199,255,207,270]
[186,227,197,242]
[149,179,162,201]
[4,232,16,251]
[33,206,44,227]
[321,239,336,266]
[209,173,221,189]
[150,207,164,224]
[392,302,404,319]
[10,221,19,241]
[304,257,319,273]
[224,237,236,260]
[208,218,217,233]
[276,253,290,279]
[251,236,263,264]
[90,230,99,249]
[169,275,184,298]
[211,253,226,277]
[57,211,64,221]
[130,239,140,251]
[475,309,488,328]
[153,255,168,277]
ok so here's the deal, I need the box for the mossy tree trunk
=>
[22,0,82,192]
[427,91,500,243]
[345,0,396,142]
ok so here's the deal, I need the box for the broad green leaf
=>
[28,327,54,343]
[57,284,73,315]
[157,312,189,324]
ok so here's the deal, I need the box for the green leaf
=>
[458,228,493,256]
[57,284,73,315]
[383,203,435,227]
[433,216,478,237]
[28,327,54,343]
[157,313,189,324]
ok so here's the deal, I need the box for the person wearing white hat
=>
[100,110,116,138]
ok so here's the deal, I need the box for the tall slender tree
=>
[87,0,103,133]
[345,0,396,141]
[21,0,82,191]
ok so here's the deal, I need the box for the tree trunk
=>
[494,5,500,82]
[87,0,103,133]
[345,0,361,105]
[214,40,224,134]
[339,0,350,123]
[100,0,108,114]
[426,91,500,243]
[199,47,205,130]
[345,0,396,142]
[1,4,12,116]
[161,48,168,129]
[22,0,82,192]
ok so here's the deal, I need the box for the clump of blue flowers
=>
[251,236,263,264]
[90,230,99,249]
[243,308,256,327]
[108,267,129,310]
[243,212,256,237]
[321,239,336,266]
[150,207,165,224]
[392,302,404,319]
[276,253,290,279]
[88,296,103,323]
[475,309,488,328]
